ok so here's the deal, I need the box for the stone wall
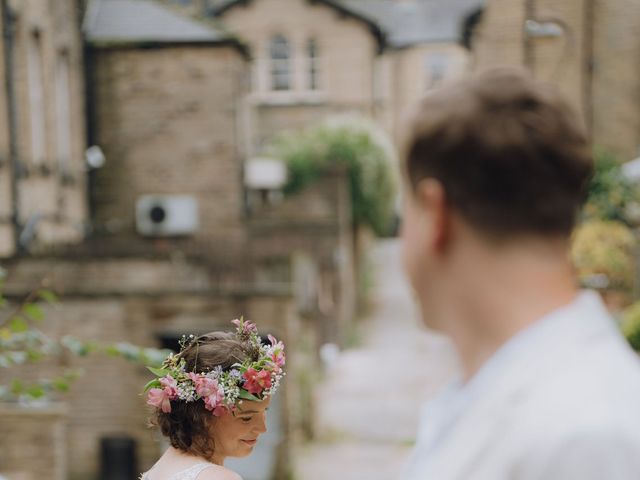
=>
[217,0,378,155]
[472,0,527,70]
[0,0,88,258]
[1,256,303,480]
[247,170,355,348]
[88,44,249,244]
[472,0,640,160]
[386,43,470,145]
[0,403,67,480]
[591,0,640,160]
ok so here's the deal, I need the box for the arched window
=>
[269,35,290,91]
[307,38,319,90]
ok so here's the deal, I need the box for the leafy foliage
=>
[571,220,636,291]
[583,149,640,224]
[270,117,398,235]
[0,276,168,402]
[622,301,640,352]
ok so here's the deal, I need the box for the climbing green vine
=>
[270,118,398,236]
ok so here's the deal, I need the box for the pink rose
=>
[243,368,272,395]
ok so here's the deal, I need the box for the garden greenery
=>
[0,273,167,402]
[622,302,640,352]
[583,149,640,224]
[571,220,636,291]
[269,117,397,235]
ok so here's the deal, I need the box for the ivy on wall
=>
[269,117,398,236]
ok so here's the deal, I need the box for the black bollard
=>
[100,435,137,480]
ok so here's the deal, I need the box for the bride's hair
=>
[151,332,254,460]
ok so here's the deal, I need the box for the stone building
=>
[471,0,640,161]
[198,0,482,347]
[0,0,88,259]
[0,253,301,480]
[0,1,483,478]
[0,2,301,479]
[85,0,250,249]
[205,0,480,148]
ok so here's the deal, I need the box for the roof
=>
[208,0,386,52]
[341,0,484,48]
[83,0,232,45]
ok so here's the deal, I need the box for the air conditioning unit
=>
[135,195,199,237]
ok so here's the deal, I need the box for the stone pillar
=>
[0,403,68,480]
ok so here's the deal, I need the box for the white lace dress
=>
[140,463,215,480]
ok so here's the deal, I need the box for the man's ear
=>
[416,178,450,252]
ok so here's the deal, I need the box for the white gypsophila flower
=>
[177,383,197,402]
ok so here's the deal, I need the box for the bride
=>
[141,318,286,480]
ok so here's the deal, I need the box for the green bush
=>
[269,117,397,236]
[584,149,639,224]
[571,220,636,290]
[622,302,640,352]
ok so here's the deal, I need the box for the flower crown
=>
[144,318,285,416]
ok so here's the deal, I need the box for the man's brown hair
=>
[403,67,593,238]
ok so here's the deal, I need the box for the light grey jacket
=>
[405,291,640,480]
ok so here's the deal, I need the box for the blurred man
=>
[401,68,640,479]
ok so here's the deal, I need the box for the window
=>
[27,30,46,164]
[269,35,290,91]
[307,38,320,91]
[55,51,72,170]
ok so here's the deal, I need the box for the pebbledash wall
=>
[0,255,304,480]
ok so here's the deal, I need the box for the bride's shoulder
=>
[200,465,242,480]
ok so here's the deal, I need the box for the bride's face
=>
[211,397,271,462]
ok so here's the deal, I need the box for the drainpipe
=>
[583,0,594,136]
[1,0,21,254]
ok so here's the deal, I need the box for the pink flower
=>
[231,318,258,335]
[147,388,173,413]
[243,368,272,395]
[146,375,178,413]
[188,372,225,412]
[160,375,178,399]
[272,350,285,369]
[212,405,228,417]
[268,335,286,369]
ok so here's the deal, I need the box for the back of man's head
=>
[403,68,593,239]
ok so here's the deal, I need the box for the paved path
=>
[294,239,460,480]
